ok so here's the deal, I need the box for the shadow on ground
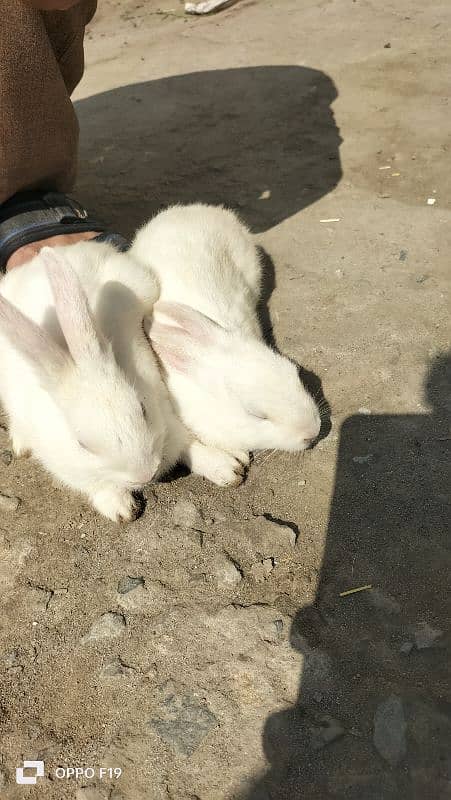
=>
[243,353,451,800]
[75,65,342,236]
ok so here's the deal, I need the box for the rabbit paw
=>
[92,487,143,523]
[229,450,251,468]
[190,444,247,487]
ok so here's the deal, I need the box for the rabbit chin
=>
[238,420,321,453]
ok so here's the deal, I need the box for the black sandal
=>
[0,190,129,271]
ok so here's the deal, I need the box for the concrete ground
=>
[0,0,450,798]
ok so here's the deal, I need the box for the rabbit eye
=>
[248,410,269,421]
[78,440,91,452]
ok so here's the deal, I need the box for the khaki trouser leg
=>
[0,0,96,204]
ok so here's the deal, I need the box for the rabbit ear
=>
[149,321,192,372]
[154,302,222,339]
[41,247,106,364]
[0,295,68,383]
[149,302,221,373]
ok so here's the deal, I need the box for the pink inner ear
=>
[0,294,68,381]
[149,321,191,373]
[42,248,104,363]
[153,301,219,344]
[152,339,189,373]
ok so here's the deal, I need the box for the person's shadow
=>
[74,65,342,237]
[243,353,451,800]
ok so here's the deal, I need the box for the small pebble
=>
[4,649,20,668]
[311,715,344,749]
[353,454,373,464]
[212,553,242,587]
[171,499,206,530]
[1,450,13,465]
[414,622,442,650]
[416,274,428,284]
[299,479,307,486]
[399,249,408,261]
[8,665,23,675]
[384,42,391,48]
[76,788,108,800]
[0,492,20,511]
[149,692,218,756]
[248,516,297,557]
[399,641,413,655]
[274,618,284,634]
[117,576,145,595]
[427,197,436,205]
[373,695,406,766]
[101,657,132,677]
[262,557,274,574]
[81,612,126,643]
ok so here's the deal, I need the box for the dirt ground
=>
[1,0,450,798]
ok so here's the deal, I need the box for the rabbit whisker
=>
[258,448,276,466]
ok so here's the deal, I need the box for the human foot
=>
[6,231,101,270]
[0,191,107,271]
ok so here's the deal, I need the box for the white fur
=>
[0,242,169,521]
[131,203,321,454]
[0,241,249,520]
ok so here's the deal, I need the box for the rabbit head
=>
[0,249,163,489]
[148,302,321,453]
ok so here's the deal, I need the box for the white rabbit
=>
[0,241,247,521]
[0,242,166,522]
[131,203,321,456]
